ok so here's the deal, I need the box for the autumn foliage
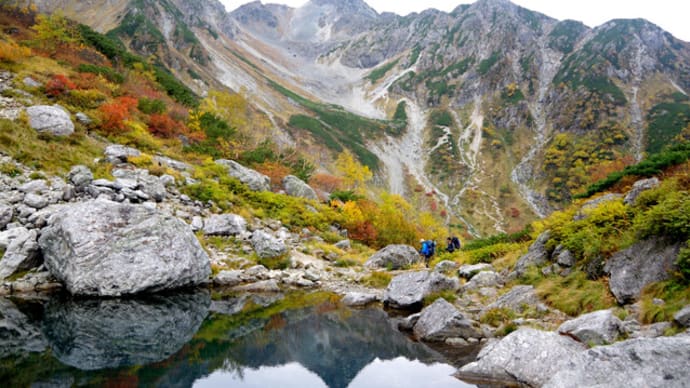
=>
[0,37,31,63]
[99,96,138,133]
[147,113,181,138]
[45,74,75,96]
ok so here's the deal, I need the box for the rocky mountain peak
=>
[307,0,378,19]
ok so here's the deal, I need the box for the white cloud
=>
[218,0,690,42]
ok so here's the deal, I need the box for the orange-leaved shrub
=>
[99,96,137,133]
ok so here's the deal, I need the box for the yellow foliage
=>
[112,121,163,151]
[199,90,248,132]
[0,35,31,63]
[341,200,364,226]
[128,154,154,168]
[334,150,372,192]
[31,11,79,51]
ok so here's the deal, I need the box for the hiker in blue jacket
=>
[420,239,435,266]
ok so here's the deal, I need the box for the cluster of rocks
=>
[457,326,690,387]
[0,141,334,296]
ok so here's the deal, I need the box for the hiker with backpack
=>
[446,236,462,253]
[419,239,436,266]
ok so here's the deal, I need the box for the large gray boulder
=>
[251,230,287,259]
[202,213,247,236]
[481,285,544,315]
[0,227,41,280]
[514,231,551,276]
[624,177,660,205]
[282,175,318,200]
[215,159,270,191]
[543,334,690,388]
[26,105,74,136]
[38,200,211,296]
[557,309,622,345]
[604,238,682,304]
[384,271,459,309]
[413,298,480,341]
[364,244,420,270]
[457,328,586,387]
[43,290,210,370]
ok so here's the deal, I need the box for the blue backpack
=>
[421,241,431,255]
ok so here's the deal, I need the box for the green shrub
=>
[258,254,290,270]
[153,65,198,107]
[633,190,690,242]
[480,307,515,327]
[137,98,167,114]
[329,190,363,203]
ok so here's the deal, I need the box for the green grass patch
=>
[0,119,104,176]
[361,271,392,288]
[423,290,457,306]
[639,280,690,324]
[531,271,616,316]
[366,59,399,83]
[480,307,516,327]
[477,51,500,75]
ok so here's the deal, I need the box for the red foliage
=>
[98,96,137,133]
[309,173,344,193]
[348,221,377,246]
[439,209,447,218]
[147,113,182,138]
[509,207,520,218]
[429,200,438,212]
[45,74,75,97]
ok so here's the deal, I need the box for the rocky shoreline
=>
[1,144,690,387]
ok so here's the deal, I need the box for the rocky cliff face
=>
[29,0,690,235]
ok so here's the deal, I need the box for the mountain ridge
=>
[27,0,690,235]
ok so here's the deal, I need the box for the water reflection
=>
[0,291,476,387]
[43,289,210,370]
[196,358,474,388]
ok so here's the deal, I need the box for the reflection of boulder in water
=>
[0,298,48,359]
[228,307,447,388]
[42,289,210,370]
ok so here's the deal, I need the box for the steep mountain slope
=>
[31,0,690,236]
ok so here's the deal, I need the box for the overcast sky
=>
[218,0,689,42]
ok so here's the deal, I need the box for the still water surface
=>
[0,289,477,387]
